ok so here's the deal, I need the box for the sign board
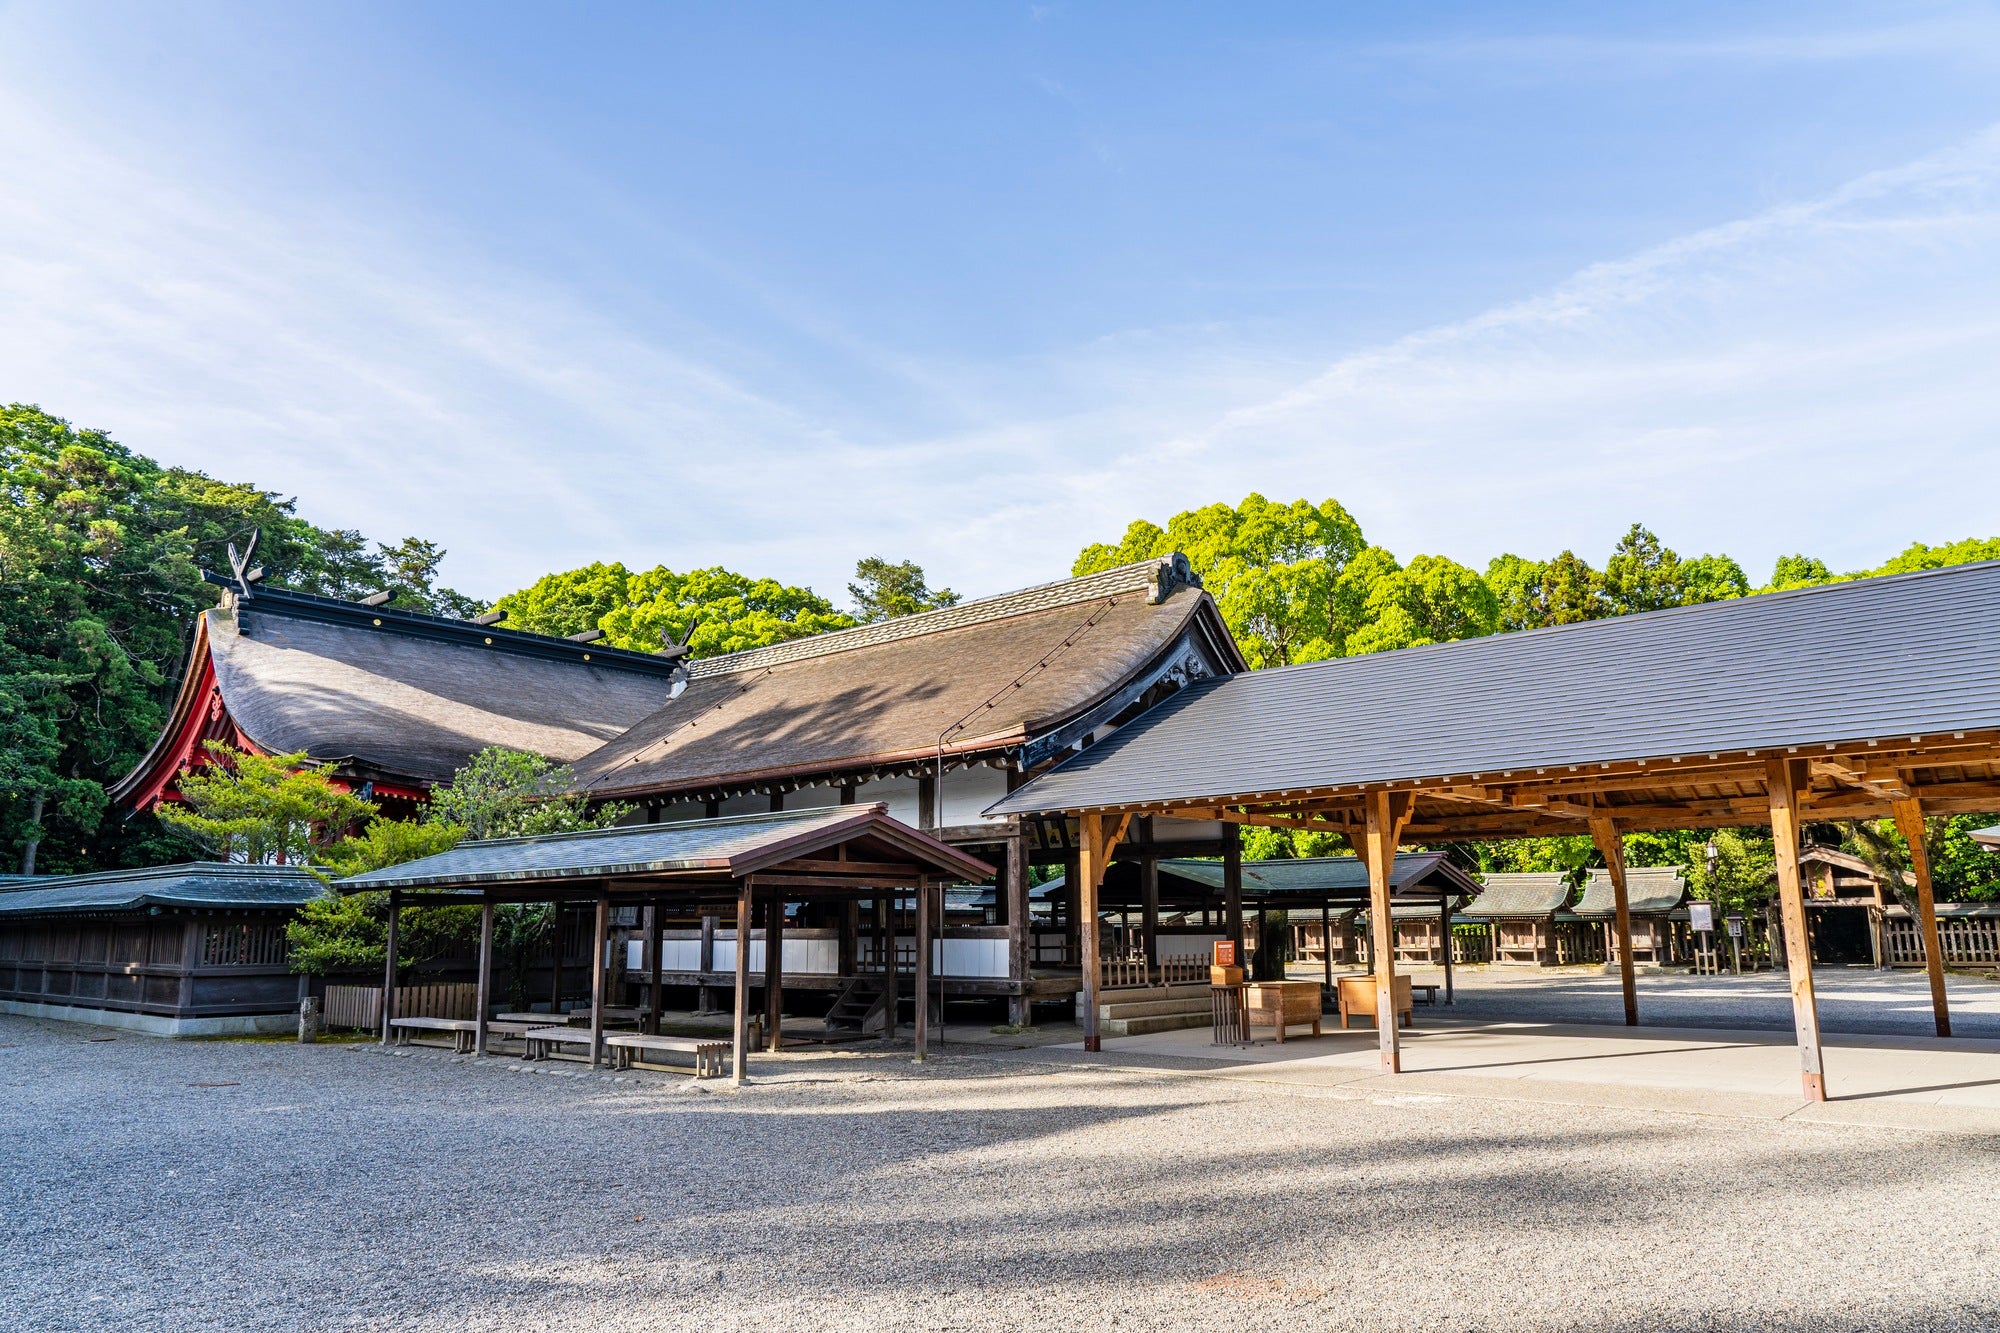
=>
[1725,916,1744,938]
[1689,902,1716,933]
[1212,941,1238,967]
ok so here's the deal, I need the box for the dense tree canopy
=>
[492,561,858,656]
[0,405,477,873]
[848,556,960,623]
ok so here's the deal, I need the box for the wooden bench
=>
[520,1026,599,1061]
[391,1017,546,1053]
[390,1017,479,1054]
[1412,983,1441,1007]
[604,1032,730,1079]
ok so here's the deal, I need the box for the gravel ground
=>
[1431,966,2000,1037]
[6,1014,2000,1332]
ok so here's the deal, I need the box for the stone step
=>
[1097,982,1212,1005]
[1099,997,1212,1021]
[1101,1010,1212,1037]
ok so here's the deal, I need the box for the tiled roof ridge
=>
[360,802,872,857]
[687,556,1193,679]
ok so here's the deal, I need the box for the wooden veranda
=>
[338,806,993,1085]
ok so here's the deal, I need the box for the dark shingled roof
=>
[1162,852,1478,900]
[339,805,994,891]
[1575,866,1689,917]
[146,588,685,789]
[0,863,323,916]
[990,561,2000,816]
[565,557,1242,799]
[1460,872,1574,919]
[1972,825,2000,851]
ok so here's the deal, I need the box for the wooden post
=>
[1767,758,1827,1101]
[915,876,932,1062]
[474,898,494,1056]
[548,905,564,1015]
[1061,851,1081,965]
[647,897,664,1035]
[589,893,609,1068]
[1141,853,1161,971]
[881,893,898,1042]
[731,878,752,1086]
[1588,817,1640,1027]
[1362,792,1411,1073]
[1005,834,1031,1026]
[1439,895,1454,1005]
[1891,796,1951,1038]
[1076,810,1131,1053]
[763,886,784,1054]
[697,914,717,1014]
[1222,824,1244,958]
[1321,901,1334,989]
[380,890,400,1044]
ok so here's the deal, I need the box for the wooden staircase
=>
[1098,982,1214,1037]
[823,974,891,1037]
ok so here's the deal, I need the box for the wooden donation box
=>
[1335,974,1413,1030]
[1210,940,1243,986]
[1244,980,1322,1044]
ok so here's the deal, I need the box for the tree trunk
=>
[20,792,46,875]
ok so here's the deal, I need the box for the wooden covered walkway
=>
[339,805,993,1084]
[989,561,2000,1101]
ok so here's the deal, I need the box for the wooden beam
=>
[880,893,896,1043]
[731,878,752,1086]
[1076,809,1132,1053]
[1588,817,1639,1027]
[474,897,493,1057]
[589,893,609,1068]
[1005,834,1031,1027]
[1363,790,1414,1074]
[1767,757,1827,1102]
[1223,824,1244,958]
[1811,759,1911,801]
[697,914,716,1015]
[1890,796,1951,1039]
[772,858,928,877]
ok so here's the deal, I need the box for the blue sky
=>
[4,2,1999,603]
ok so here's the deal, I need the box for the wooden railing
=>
[1884,918,2000,968]
[1099,953,1210,988]
[201,922,289,968]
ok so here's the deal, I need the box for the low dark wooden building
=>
[0,864,322,1035]
[1459,872,1592,966]
[1575,866,1690,968]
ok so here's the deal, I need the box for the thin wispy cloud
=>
[2,11,1997,605]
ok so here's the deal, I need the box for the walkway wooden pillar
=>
[1222,824,1245,957]
[1588,817,1640,1027]
[764,886,785,1053]
[647,898,664,1035]
[1439,895,1455,1005]
[1890,796,1951,1038]
[380,890,400,1044]
[548,906,565,1015]
[915,876,932,1063]
[1061,851,1081,964]
[1361,791,1412,1073]
[588,893,609,1068]
[1077,811,1131,1053]
[1141,855,1161,969]
[1766,758,1827,1101]
[474,898,494,1057]
[1321,901,1334,988]
[731,878,752,1086]
[1005,835,1032,1026]
[697,914,717,1014]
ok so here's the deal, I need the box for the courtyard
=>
[8,968,2000,1332]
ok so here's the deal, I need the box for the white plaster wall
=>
[1151,817,1224,841]
[940,766,1010,826]
[853,775,921,825]
[629,933,837,974]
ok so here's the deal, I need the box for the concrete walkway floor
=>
[1058,1016,2000,1134]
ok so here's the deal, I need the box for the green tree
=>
[154,744,377,864]
[1602,523,1746,615]
[848,557,960,623]
[424,747,628,839]
[493,563,856,656]
[1682,828,1776,916]
[1,404,485,873]
[1763,554,1840,592]
[1342,554,1499,656]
